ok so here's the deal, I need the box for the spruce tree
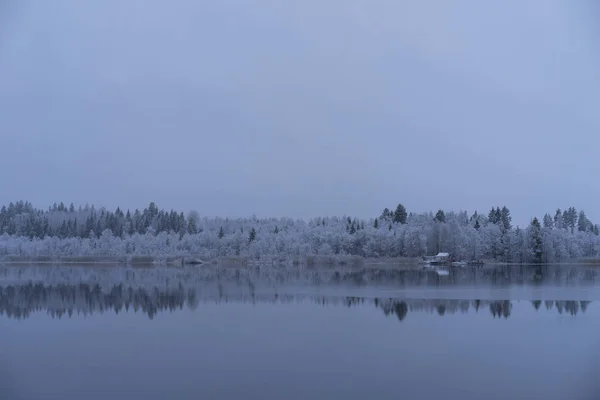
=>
[349,222,356,234]
[554,209,564,229]
[488,207,498,224]
[434,210,446,223]
[393,204,407,224]
[543,213,554,229]
[380,208,391,221]
[529,217,543,264]
[578,211,588,232]
[187,218,197,235]
[500,206,512,231]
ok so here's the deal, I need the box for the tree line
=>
[0,200,599,263]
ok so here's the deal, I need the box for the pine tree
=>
[474,220,480,230]
[393,204,407,224]
[554,209,564,229]
[488,207,498,224]
[349,222,356,234]
[529,217,543,264]
[564,207,577,233]
[248,227,256,243]
[187,218,197,235]
[578,211,588,232]
[470,211,478,222]
[373,219,379,229]
[380,208,391,221]
[218,227,224,239]
[543,213,554,229]
[500,206,512,231]
[434,210,446,223]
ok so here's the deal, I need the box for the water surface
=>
[1,264,599,399]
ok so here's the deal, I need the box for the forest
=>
[0,200,598,264]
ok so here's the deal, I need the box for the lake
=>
[1,264,600,399]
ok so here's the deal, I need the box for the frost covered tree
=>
[578,211,591,232]
[543,213,554,229]
[554,209,564,230]
[500,206,512,232]
[0,200,599,264]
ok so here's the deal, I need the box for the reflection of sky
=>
[1,301,600,399]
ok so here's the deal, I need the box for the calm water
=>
[1,264,600,399]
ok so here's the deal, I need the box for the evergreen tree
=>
[434,210,446,223]
[529,217,543,264]
[488,207,498,224]
[500,206,512,231]
[543,213,554,229]
[218,227,224,239]
[349,222,357,234]
[474,220,480,230]
[393,204,408,224]
[187,218,197,235]
[578,211,588,232]
[564,207,577,233]
[554,209,564,229]
[380,208,391,221]
[470,211,478,222]
[373,219,379,229]
[248,227,256,243]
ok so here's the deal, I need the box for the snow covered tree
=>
[543,213,554,229]
[500,206,512,232]
[554,209,564,229]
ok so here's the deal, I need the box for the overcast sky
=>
[1,1,599,226]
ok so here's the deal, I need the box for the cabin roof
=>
[436,252,450,257]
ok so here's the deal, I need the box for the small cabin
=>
[422,252,451,265]
[433,252,450,263]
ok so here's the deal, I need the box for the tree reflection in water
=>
[0,282,591,321]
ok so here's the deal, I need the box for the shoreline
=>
[0,256,597,269]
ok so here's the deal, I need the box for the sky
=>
[1,0,599,226]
